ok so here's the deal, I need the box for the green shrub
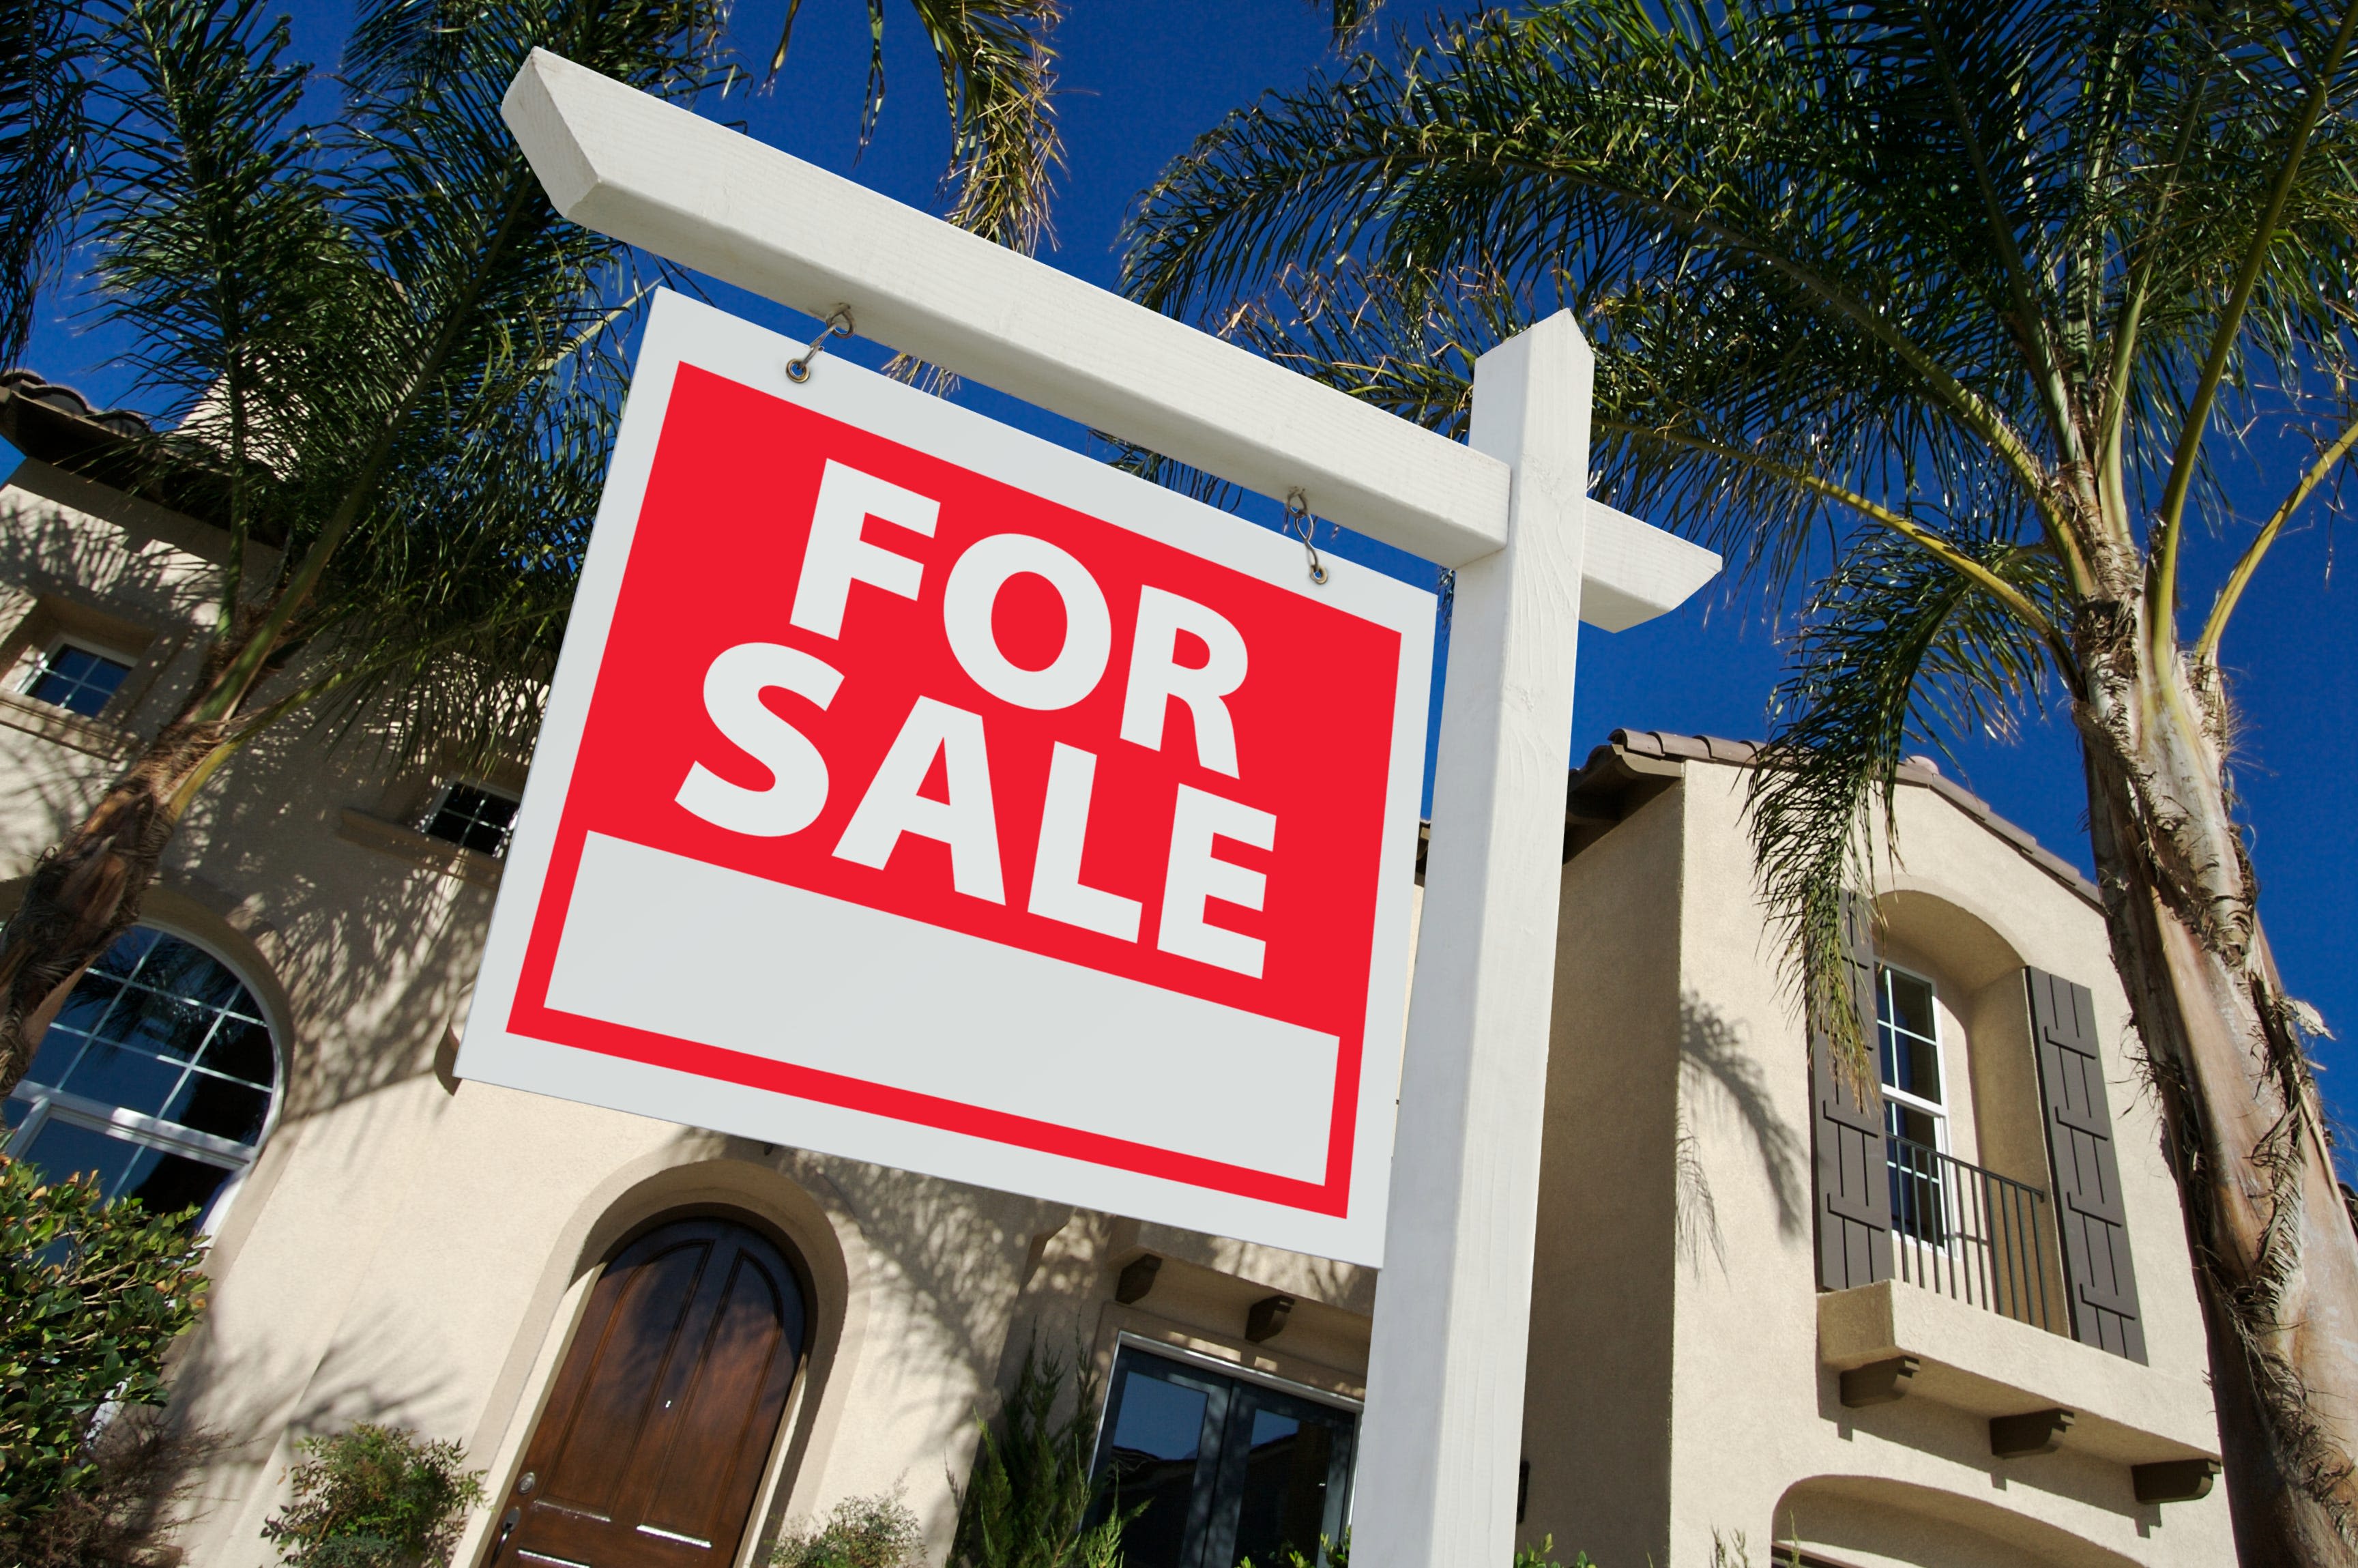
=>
[260,1425,486,1568]
[771,1492,927,1568]
[949,1343,1127,1568]
[0,1157,209,1543]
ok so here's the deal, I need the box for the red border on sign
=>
[504,364,1402,1219]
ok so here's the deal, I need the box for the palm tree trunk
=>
[0,713,231,1097]
[2082,648,2358,1563]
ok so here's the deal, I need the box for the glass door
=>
[1090,1344,1357,1568]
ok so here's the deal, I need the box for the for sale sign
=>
[460,289,1433,1262]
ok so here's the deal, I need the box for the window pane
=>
[25,1023,90,1088]
[58,1042,185,1118]
[107,988,214,1062]
[25,645,131,718]
[1885,970,1937,1041]
[424,783,519,859]
[16,1119,140,1195]
[169,1073,271,1145]
[93,926,160,978]
[1229,1409,1338,1568]
[200,1019,275,1088]
[1103,1371,1212,1568]
[117,1144,233,1223]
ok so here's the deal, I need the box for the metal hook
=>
[786,306,856,383]
[1284,490,1330,587]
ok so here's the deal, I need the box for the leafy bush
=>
[260,1425,485,1568]
[771,1492,927,1568]
[949,1343,1127,1568]
[0,1157,209,1543]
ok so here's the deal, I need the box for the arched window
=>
[3,924,280,1224]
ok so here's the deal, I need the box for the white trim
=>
[1876,960,1950,1149]
[1108,1331,1366,1417]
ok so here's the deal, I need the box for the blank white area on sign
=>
[547,832,1339,1185]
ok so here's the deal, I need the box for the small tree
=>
[950,1344,1125,1568]
[261,1425,486,1568]
[0,1156,209,1545]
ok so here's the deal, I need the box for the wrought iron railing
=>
[1887,1134,2063,1333]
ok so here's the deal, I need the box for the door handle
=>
[488,1507,521,1565]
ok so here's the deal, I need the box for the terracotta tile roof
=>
[1580,728,2102,908]
[0,369,154,441]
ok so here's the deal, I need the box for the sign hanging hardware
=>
[785,306,856,383]
[1283,490,1330,587]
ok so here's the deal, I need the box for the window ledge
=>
[0,689,135,761]
[1819,1279,2217,1467]
[336,808,503,889]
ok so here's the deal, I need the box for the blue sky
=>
[20,0,2358,1129]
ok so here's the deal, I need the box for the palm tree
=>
[0,0,1059,1093]
[1122,1,2358,1560]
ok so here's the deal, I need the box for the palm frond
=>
[1748,530,2062,1071]
[0,0,91,368]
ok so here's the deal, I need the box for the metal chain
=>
[786,306,856,383]
[1283,490,1330,586]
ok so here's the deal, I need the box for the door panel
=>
[495,1217,809,1568]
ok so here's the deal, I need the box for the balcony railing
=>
[1887,1135,2063,1333]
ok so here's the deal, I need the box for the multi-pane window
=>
[20,641,132,718]
[4,925,279,1225]
[1091,1344,1357,1568]
[420,781,521,858]
[1878,963,1948,1242]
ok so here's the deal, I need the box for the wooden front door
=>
[491,1217,809,1568]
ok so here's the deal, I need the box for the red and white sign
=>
[459,290,1433,1262]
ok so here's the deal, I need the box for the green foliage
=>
[770,1491,927,1568]
[0,1157,208,1540]
[949,1343,1127,1568]
[260,1424,486,1568]
[0,0,89,366]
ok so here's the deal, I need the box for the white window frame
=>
[1876,961,1951,1154]
[417,777,524,858]
[17,635,139,720]
[2,918,285,1236]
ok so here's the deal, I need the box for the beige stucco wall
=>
[1524,758,2232,1566]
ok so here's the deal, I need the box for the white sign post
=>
[495,48,1717,1568]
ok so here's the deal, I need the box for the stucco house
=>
[1,369,2232,1568]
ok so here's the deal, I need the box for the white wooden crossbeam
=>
[501,50,1719,620]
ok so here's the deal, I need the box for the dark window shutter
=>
[2027,968,2148,1363]
[1814,894,1892,1291]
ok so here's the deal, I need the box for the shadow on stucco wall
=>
[1680,991,1809,1251]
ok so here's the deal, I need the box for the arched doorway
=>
[493,1215,809,1568]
